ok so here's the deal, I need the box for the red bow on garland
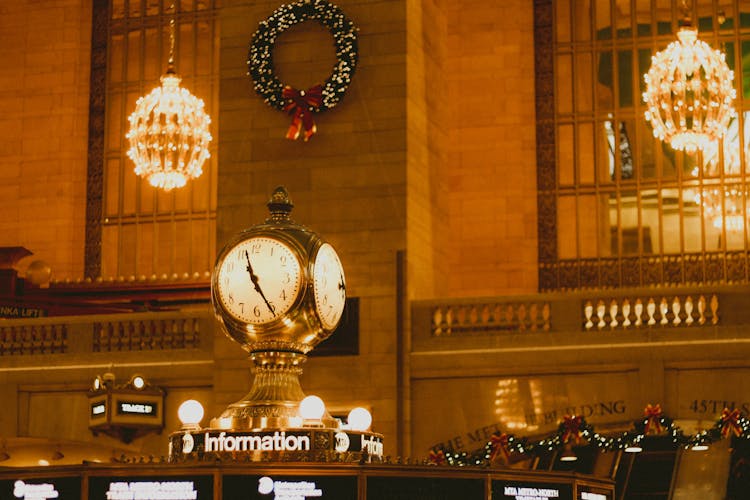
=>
[562,415,583,445]
[282,85,323,141]
[489,433,511,463]
[428,449,446,465]
[644,404,663,435]
[721,408,742,438]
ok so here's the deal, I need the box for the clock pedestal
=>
[210,351,337,430]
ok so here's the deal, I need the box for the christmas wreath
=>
[248,0,359,141]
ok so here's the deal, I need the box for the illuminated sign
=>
[88,476,213,500]
[580,493,606,500]
[13,480,58,499]
[578,488,611,500]
[223,475,357,500]
[117,401,157,416]
[204,431,311,452]
[0,478,80,500]
[493,482,573,500]
[91,403,106,416]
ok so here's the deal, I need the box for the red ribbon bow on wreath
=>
[282,85,323,141]
[428,449,446,465]
[644,404,663,435]
[489,432,511,463]
[562,415,583,445]
[721,408,742,438]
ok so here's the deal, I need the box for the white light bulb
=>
[347,407,372,431]
[178,399,204,428]
[299,395,325,421]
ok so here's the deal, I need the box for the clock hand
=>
[245,250,275,314]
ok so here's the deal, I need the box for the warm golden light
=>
[643,26,736,153]
[126,72,212,191]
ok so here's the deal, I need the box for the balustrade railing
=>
[413,287,738,344]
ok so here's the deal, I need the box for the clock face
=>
[216,236,302,325]
[312,243,346,331]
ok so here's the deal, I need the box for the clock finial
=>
[266,186,294,222]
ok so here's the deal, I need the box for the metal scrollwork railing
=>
[93,317,201,351]
[431,302,551,336]
[0,324,68,356]
[583,295,718,331]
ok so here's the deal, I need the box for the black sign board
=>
[0,477,81,500]
[367,476,485,500]
[492,480,573,500]
[89,475,213,500]
[223,474,357,500]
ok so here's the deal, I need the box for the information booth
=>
[0,462,614,500]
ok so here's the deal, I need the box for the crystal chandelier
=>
[642,8,736,154]
[126,9,212,191]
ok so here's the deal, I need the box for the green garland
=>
[247,0,359,112]
[429,406,750,467]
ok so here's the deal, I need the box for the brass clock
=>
[215,236,302,325]
[312,242,346,331]
[211,187,347,355]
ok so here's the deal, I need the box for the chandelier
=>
[126,10,212,191]
[642,10,736,154]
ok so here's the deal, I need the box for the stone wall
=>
[0,0,91,279]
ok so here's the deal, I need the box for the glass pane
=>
[637,118,657,179]
[682,188,702,253]
[139,178,155,213]
[559,125,575,185]
[139,223,154,277]
[617,120,635,181]
[106,92,123,150]
[127,31,142,81]
[123,159,137,215]
[641,189,660,253]
[719,2,734,30]
[661,188,683,253]
[105,159,121,217]
[556,54,573,114]
[618,190,641,255]
[575,52,593,112]
[156,221,176,273]
[178,22,195,77]
[596,51,614,109]
[109,34,124,83]
[617,50,633,107]
[578,194,601,257]
[635,0,652,37]
[112,0,126,19]
[655,0,671,35]
[120,224,137,277]
[195,20,213,75]
[637,48,651,97]
[129,0,142,18]
[741,1,750,28]
[181,0,196,13]
[146,0,160,16]
[556,0,571,43]
[595,0,610,40]
[578,122,596,184]
[742,41,750,100]
[144,28,160,82]
[574,0,591,41]
[558,196,578,259]
[101,226,119,278]
[615,0,632,38]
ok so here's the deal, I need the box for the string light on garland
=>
[642,2,736,154]
[427,404,750,468]
[126,5,212,191]
[248,0,358,141]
